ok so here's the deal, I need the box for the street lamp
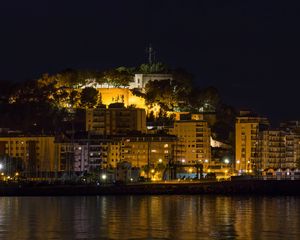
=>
[224,159,230,178]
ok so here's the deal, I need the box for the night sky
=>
[1,0,300,124]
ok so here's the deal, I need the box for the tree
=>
[158,109,174,127]
[212,104,236,143]
[147,111,155,123]
[80,87,98,108]
[188,86,220,112]
[0,80,16,103]
[103,68,133,87]
[69,90,80,108]
[145,79,177,110]
[172,68,193,95]
[139,62,167,73]
[58,69,81,87]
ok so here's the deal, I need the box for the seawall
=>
[1,180,300,196]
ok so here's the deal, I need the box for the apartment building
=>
[55,133,110,173]
[259,130,300,170]
[235,116,269,173]
[86,105,146,135]
[168,120,211,169]
[0,135,55,175]
[107,134,176,169]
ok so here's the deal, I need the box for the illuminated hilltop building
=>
[129,73,173,92]
[97,88,147,109]
[95,71,173,114]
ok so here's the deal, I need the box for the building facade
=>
[86,105,146,135]
[97,88,147,109]
[259,130,300,170]
[55,134,111,174]
[55,133,176,180]
[107,135,176,169]
[0,135,56,176]
[129,73,173,91]
[235,116,269,173]
[168,120,211,169]
[259,130,286,170]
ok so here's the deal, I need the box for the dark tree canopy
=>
[80,87,98,108]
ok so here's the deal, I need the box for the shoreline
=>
[1,180,300,196]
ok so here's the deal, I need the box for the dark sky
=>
[1,0,300,124]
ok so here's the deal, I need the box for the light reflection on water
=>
[0,195,299,240]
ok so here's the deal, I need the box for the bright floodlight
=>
[224,159,230,164]
[0,163,3,170]
[102,174,107,180]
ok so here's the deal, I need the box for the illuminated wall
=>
[98,88,146,109]
[97,88,160,116]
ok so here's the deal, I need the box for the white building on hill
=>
[129,73,173,91]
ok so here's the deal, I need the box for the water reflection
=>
[0,195,299,239]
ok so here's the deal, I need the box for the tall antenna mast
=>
[147,44,155,65]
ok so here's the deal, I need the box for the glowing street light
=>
[101,174,107,180]
[224,159,230,164]
[0,163,3,170]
